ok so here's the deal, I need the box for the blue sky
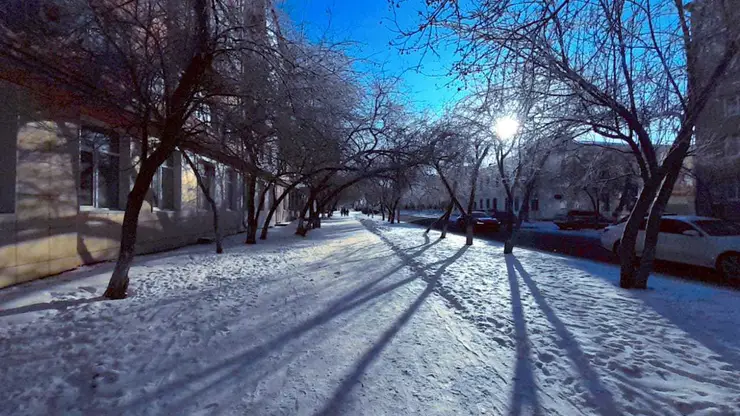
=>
[278,0,464,115]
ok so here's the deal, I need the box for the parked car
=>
[554,210,612,230]
[455,211,500,231]
[600,215,740,281]
[489,210,518,225]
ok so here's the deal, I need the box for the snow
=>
[1,214,740,415]
[400,209,444,219]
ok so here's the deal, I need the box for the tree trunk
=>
[182,152,222,254]
[105,151,166,299]
[503,197,515,254]
[312,203,322,228]
[427,200,453,235]
[465,222,474,245]
[634,158,685,288]
[296,197,312,237]
[260,185,287,240]
[618,181,660,288]
[612,178,633,220]
[440,209,452,238]
[245,174,258,244]
[506,189,534,254]
[308,199,316,229]
[210,201,223,254]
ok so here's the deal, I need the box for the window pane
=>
[162,166,175,210]
[198,162,215,209]
[162,154,174,168]
[0,90,17,213]
[151,168,161,208]
[79,150,93,206]
[695,220,740,236]
[97,153,119,208]
[100,135,119,154]
[80,128,98,149]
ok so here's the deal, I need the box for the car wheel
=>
[612,240,621,254]
[718,253,740,281]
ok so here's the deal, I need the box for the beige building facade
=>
[0,81,292,288]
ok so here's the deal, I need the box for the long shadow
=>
[161,220,457,414]
[117,229,443,413]
[505,256,543,416]
[511,257,621,416]
[560,258,740,375]
[0,296,104,317]
[314,243,470,415]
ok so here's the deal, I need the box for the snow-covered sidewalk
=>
[1,215,739,415]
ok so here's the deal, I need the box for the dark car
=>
[554,210,611,230]
[489,210,518,225]
[456,211,500,231]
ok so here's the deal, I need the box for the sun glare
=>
[494,116,519,140]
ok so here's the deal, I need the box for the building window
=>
[486,198,491,209]
[152,153,176,210]
[473,201,477,209]
[725,95,740,117]
[493,198,498,211]
[195,95,212,126]
[531,198,539,212]
[479,199,483,209]
[0,85,17,214]
[226,169,238,210]
[514,197,520,211]
[197,161,215,209]
[79,128,120,209]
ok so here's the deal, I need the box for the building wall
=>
[692,0,740,220]
[0,83,290,289]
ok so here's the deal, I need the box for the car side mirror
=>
[682,229,701,237]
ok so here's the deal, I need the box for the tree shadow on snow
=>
[314,244,471,416]
[0,296,104,317]
[507,256,620,416]
[559,258,740,376]
[505,256,544,416]
[113,223,454,414]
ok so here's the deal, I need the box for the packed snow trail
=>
[0,214,739,415]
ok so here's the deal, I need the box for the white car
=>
[600,215,740,280]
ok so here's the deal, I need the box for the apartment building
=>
[0,78,292,289]
[472,143,695,221]
[691,1,740,220]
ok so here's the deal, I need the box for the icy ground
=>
[1,215,739,415]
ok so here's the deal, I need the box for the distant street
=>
[399,214,733,288]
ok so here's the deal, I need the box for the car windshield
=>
[471,212,488,218]
[694,220,740,236]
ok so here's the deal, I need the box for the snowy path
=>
[1,215,739,415]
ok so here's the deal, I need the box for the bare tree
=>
[399,0,740,288]
[181,151,223,253]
